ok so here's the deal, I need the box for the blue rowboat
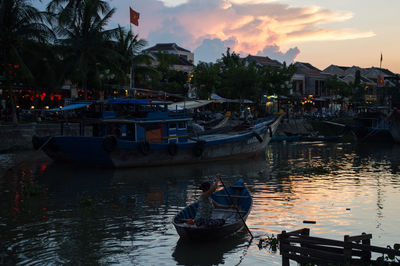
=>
[172,179,252,241]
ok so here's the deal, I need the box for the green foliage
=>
[0,0,53,122]
[259,62,296,96]
[193,48,296,103]
[193,62,221,99]
[217,48,261,101]
[77,192,96,208]
[258,235,279,252]
[325,75,352,98]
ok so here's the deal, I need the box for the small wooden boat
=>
[172,179,252,241]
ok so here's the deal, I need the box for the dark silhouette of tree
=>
[217,48,260,102]
[0,0,53,123]
[48,0,117,99]
[193,62,221,99]
[111,25,151,91]
[259,62,296,97]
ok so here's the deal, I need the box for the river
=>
[0,142,399,265]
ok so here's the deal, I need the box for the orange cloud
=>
[132,0,374,62]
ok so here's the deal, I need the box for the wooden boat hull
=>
[33,116,281,168]
[172,180,252,242]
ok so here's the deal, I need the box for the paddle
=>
[217,175,254,239]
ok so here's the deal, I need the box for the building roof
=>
[337,65,349,71]
[244,55,282,67]
[144,43,191,53]
[295,62,321,72]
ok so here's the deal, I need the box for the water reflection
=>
[172,232,249,265]
[1,143,400,265]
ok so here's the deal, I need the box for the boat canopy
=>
[47,102,92,111]
[210,93,253,104]
[168,100,212,110]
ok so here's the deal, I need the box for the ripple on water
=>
[1,142,400,265]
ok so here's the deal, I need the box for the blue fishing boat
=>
[172,179,252,241]
[32,98,282,168]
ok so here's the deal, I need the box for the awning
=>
[47,102,92,111]
[168,100,212,110]
[210,93,253,104]
[107,98,151,104]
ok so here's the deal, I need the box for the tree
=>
[192,62,220,99]
[149,51,189,95]
[0,0,52,123]
[217,48,260,102]
[48,0,118,99]
[259,62,296,97]
[112,25,151,90]
[325,75,352,98]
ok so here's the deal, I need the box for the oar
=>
[218,176,254,239]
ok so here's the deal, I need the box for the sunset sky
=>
[38,0,400,73]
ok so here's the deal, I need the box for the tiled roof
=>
[295,62,321,72]
[244,55,282,67]
[144,43,191,53]
[337,66,349,71]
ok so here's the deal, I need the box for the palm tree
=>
[0,0,52,123]
[49,0,117,99]
[112,25,152,91]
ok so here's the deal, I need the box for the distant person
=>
[194,174,235,227]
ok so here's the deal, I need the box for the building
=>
[242,55,282,68]
[292,62,330,97]
[144,43,194,74]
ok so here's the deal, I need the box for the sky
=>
[37,0,400,73]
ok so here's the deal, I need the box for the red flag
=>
[377,75,385,86]
[130,7,140,26]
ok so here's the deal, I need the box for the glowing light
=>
[31,106,35,109]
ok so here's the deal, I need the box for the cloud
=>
[112,0,374,63]
[194,38,237,63]
[256,45,300,64]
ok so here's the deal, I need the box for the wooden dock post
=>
[279,230,290,266]
[361,232,372,263]
[344,235,352,263]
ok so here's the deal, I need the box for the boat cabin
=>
[57,98,192,144]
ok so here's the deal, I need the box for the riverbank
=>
[0,123,83,153]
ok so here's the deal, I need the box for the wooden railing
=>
[278,228,400,265]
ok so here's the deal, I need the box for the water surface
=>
[1,142,399,265]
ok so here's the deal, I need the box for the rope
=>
[38,136,53,150]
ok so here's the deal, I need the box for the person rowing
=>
[194,174,235,227]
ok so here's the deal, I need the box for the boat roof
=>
[46,102,92,111]
[100,117,192,124]
[107,98,172,105]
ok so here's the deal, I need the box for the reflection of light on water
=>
[0,154,16,169]
[2,143,400,265]
[249,143,400,244]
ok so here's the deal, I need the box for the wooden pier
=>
[277,228,400,265]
